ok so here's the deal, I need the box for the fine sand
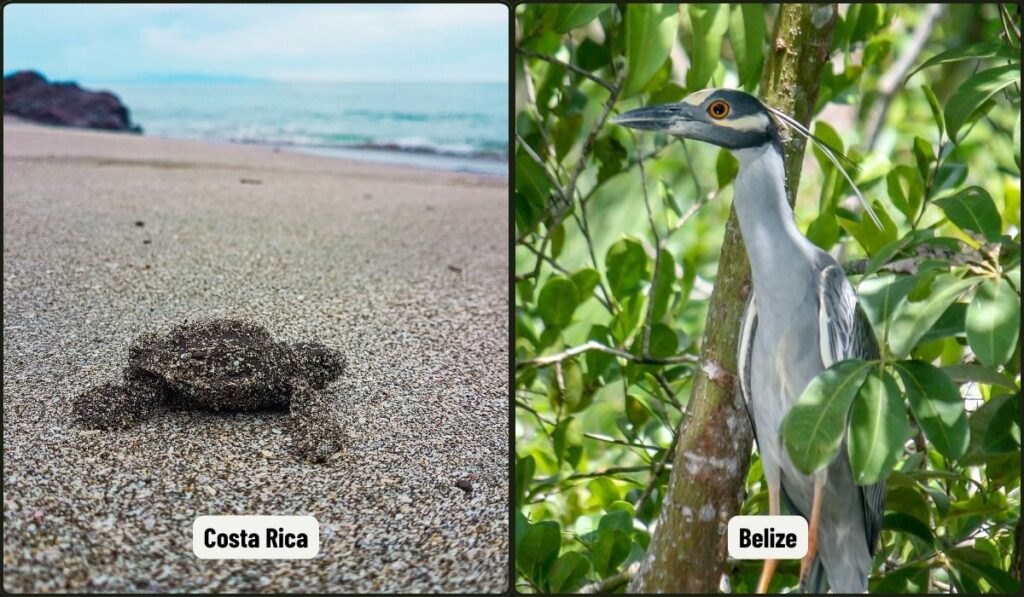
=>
[2,120,509,592]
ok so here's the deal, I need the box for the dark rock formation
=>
[72,318,348,462]
[3,70,142,132]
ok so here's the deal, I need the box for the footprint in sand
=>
[72,318,347,463]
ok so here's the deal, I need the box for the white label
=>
[192,515,319,559]
[727,515,807,559]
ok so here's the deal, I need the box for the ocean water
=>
[112,81,508,175]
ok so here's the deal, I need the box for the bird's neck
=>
[731,143,818,311]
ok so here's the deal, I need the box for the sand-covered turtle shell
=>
[125,318,338,411]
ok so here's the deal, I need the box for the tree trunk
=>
[628,5,839,593]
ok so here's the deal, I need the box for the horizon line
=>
[3,69,507,86]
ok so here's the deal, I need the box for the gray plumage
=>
[614,89,884,593]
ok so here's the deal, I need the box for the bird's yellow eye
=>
[707,99,730,120]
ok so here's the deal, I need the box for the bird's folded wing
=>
[817,264,885,555]
[738,293,759,443]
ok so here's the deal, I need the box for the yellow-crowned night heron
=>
[613,89,884,593]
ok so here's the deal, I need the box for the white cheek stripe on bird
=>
[715,112,771,132]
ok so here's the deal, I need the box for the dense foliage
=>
[514,3,1021,593]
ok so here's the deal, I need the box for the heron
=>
[613,89,884,593]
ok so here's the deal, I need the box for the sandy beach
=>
[2,120,509,592]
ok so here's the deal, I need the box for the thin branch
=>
[653,371,684,411]
[559,465,658,481]
[514,400,663,450]
[579,562,640,594]
[998,3,1021,46]
[515,133,568,203]
[843,256,919,276]
[516,46,617,93]
[668,188,720,235]
[865,4,946,149]
[564,67,627,214]
[633,429,679,513]
[633,131,662,357]
[517,340,699,369]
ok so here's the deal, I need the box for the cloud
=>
[3,4,508,82]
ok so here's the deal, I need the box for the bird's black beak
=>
[611,103,694,132]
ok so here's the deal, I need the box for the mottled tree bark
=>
[628,5,839,593]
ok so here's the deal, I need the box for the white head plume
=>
[763,105,883,228]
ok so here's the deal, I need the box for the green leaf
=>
[594,135,628,183]
[586,325,615,379]
[848,367,909,485]
[553,113,583,161]
[941,363,1018,389]
[849,3,879,42]
[907,40,1020,81]
[605,238,649,301]
[590,529,631,577]
[806,211,840,250]
[625,394,651,428]
[917,302,966,345]
[782,360,873,475]
[966,277,1020,367]
[623,4,679,98]
[515,510,529,552]
[516,146,551,210]
[553,416,584,468]
[598,509,634,534]
[716,148,740,187]
[538,276,580,329]
[948,547,1021,593]
[550,223,566,258]
[811,121,845,174]
[547,359,587,413]
[921,84,945,138]
[648,82,688,105]
[934,186,1002,242]
[685,4,730,90]
[645,323,678,357]
[886,165,924,223]
[961,394,1017,465]
[651,249,676,321]
[516,455,535,506]
[859,274,916,345]
[552,4,611,33]
[588,477,621,507]
[862,235,913,277]
[607,500,637,517]
[571,268,601,301]
[944,64,1020,141]
[894,360,970,460]
[883,512,935,545]
[982,394,1021,454]
[549,551,591,593]
[888,274,974,359]
[728,4,765,91]
[516,520,561,583]
[912,137,934,183]
[837,200,898,256]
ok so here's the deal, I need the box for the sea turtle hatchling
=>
[72,318,348,462]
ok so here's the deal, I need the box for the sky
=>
[2,3,508,84]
